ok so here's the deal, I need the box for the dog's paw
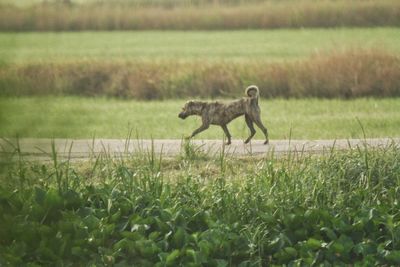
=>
[225,141,231,146]
[264,139,269,145]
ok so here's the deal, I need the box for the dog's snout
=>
[178,112,185,119]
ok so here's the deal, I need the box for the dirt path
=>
[1,138,399,161]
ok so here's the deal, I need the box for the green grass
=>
[1,28,400,63]
[1,140,399,265]
[1,97,399,140]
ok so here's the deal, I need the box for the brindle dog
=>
[178,85,269,145]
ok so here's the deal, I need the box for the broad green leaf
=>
[321,227,337,241]
[110,209,121,223]
[121,231,142,241]
[83,214,100,231]
[34,187,46,205]
[327,241,344,254]
[384,250,400,265]
[274,246,298,263]
[216,259,229,267]
[306,238,322,250]
[172,227,187,248]
[198,240,211,257]
[166,249,180,266]
[45,189,63,209]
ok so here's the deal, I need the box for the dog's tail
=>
[245,85,259,98]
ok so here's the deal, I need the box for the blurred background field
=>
[1,0,400,31]
[1,49,400,99]
[1,29,400,99]
[1,1,400,100]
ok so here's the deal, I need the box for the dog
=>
[178,85,269,145]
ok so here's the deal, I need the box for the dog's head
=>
[178,100,203,119]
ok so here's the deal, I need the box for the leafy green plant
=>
[1,143,399,265]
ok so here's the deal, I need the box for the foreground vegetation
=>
[1,0,400,31]
[1,97,399,140]
[1,142,399,265]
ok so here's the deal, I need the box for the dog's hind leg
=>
[221,124,232,145]
[244,114,256,144]
[254,117,269,145]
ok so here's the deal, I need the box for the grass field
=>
[1,97,399,140]
[2,28,400,63]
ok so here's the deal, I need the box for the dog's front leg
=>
[186,114,210,140]
[188,123,209,139]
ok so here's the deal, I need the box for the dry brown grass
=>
[1,0,400,31]
[1,49,399,99]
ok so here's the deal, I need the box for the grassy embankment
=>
[1,97,399,140]
[1,141,399,265]
[1,29,400,99]
[0,0,400,31]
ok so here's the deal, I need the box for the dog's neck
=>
[191,101,206,116]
